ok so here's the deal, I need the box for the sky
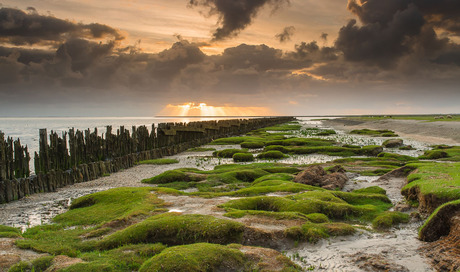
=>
[0,0,459,116]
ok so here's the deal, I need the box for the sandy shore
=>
[324,118,460,145]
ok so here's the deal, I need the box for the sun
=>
[157,102,277,116]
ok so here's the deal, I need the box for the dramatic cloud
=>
[275,26,295,43]
[335,0,460,68]
[188,0,289,40]
[0,7,123,46]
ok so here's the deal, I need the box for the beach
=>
[324,118,460,145]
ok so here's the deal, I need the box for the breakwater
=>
[0,117,294,203]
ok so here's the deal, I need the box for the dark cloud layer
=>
[336,0,460,68]
[275,26,295,43]
[0,5,459,115]
[0,7,123,46]
[188,0,289,40]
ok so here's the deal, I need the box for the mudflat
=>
[324,118,460,145]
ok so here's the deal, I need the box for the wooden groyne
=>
[0,117,294,203]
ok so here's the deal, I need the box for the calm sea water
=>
[0,117,250,159]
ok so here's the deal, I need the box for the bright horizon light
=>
[157,103,277,116]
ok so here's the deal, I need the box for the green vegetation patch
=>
[8,256,54,272]
[137,158,179,165]
[402,162,460,204]
[350,129,398,137]
[257,150,287,159]
[0,225,21,238]
[97,214,245,250]
[139,243,246,272]
[353,186,387,195]
[66,243,167,272]
[240,142,265,149]
[372,211,409,229]
[289,145,383,157]
[263,124,302,131]
[285,222,355,243]
[54,187,164,226]
[233,153,254,162]
[220,190,392,222]
[377,152,418,162]
[186,147,216,152]
[213,148,249,158]
[142,169,204,184]
[419,146,460,161]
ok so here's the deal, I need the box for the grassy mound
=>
[233,153,254,162]
[8,256,54,272]
[139,243,246,272]
[257,151,286,159]
[137,158,179,165]
[286,222,355,242]
[220,190,392,222]
[96,214,245,250]
[65,243,167,271]
[0,225,21,238]
[54,187,164,226]
[372,211,409,229]
[213,149,249,158]
[350,129,398,137]
[402,162,460,212]
[240,142,265,149]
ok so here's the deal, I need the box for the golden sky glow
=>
[157,103,277,116]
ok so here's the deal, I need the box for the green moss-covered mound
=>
[213,149,249,158]
[0,225,21,238]
[372,211,409,229]
[240,142,265,149]
[257,151,286,159]
[402,162,460,212]
[137,158,179,165]
[97,214,245,250]
[350,129,398,137]
[139,243,246,272]
[233,153,254,162]
[54,187,164,226]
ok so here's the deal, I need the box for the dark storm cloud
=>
[335,0,460,68]
[0,46,53,64]
[275,26,295,43]
[0,7,123,46]
[188,0,289,40]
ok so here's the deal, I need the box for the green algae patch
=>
[372,211,409,229]
[224,210,309,221]
[213,148,250,158]
[418,145,460,161]
[137,158,179,165]
[97,214,245,250]
[16,225,89,257]
[139,243,246,272]
[285,222,355,243]
[377,152,418,162]
[187,147,216,152]
[289,145,383,157]
[419,150,448,160]
[240,142,265,149]
[142,170,205,184]
[305,213,330,223]
[233,153,254,162]
[257,151,287,159]
[220,190,392,222]
[264,145,290,153]
[353,186,387,195]
[8,256,54,272]
[263,123,302,131]
[350,129,398,137]
[65,243,167,272]
[0,225,21,238]
[402,162,460,209]
[54,187,164,226]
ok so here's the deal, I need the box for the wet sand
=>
[324,118,460,145]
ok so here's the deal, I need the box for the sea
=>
[0,116,252,161]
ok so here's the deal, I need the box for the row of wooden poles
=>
[0,117,294,203]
